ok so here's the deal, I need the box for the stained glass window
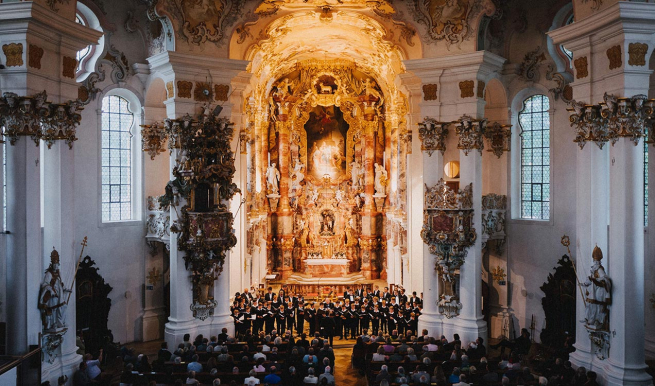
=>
[101,95,134,222]
[519,95,551,220]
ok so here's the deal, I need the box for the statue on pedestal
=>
[266,163,280,195]
[39,249,71,331]
[350,161,363,190]
[581,246,612,331]
[291,161,305,191]
[374,163,388,195]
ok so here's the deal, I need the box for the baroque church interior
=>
[0,0,654,385]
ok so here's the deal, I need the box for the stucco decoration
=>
[62,56,77,79]
[406,0,496,48]
[177,81,193,98]
[581,0,602,11]
[459,80,474,98]
[3,43,23,67]
[519,46,546,82]
[28,44,44,70]
[423,84,438,101]
[155,0,246,46]
[606,45,622,70]
[628,43,648,67]
[574,56,588,79]
[46,0,70,12]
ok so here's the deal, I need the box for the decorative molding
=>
[519,46,546,81]
[581,0,602,11]
[177,81,193,98]
[158,0,246,47]
[166,81,174,99]
[141,122,168,160]
[422,84,438,101]
[194,82,213,102]
[102,45,131,83]
[574,56,588,79]
[483,122,511,158]
[62,56,77,79]
[46,0,70,12]
[455,115,485,155]
[215,84,230,101]
[459,80,475,98]
[418,117,448,156]
[546,64,572,103]
[2,43,23,67]
[628,43,648,66]
[406,0,497,49]
[477,81,485,98]
[424,179,473,210]
[28,44,44,69]
[606,45,622,70]
[77,69,106,105]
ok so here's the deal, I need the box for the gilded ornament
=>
[215,84,230,101]
[28,44,44,70]
[546,64,572,103]
[422,84,438,101]
[177,81,193,98]
[491,266,506,283]
[2,43,23,67]
[147,267,162,286]
[62,56,77,79]
[606,45,622,70]
[141,122,168,160]
[483,122,511,158]
[628,43,648,66]
[194,82,213,102]
[418,117,448,156]
[455,115,485,155]
[574,57,588,79]
[459,80,475,98]
[166,81,174,99]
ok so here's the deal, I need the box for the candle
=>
[383,151,386,168]
[268,152,271,166]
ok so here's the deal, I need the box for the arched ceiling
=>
[241,9,411,109]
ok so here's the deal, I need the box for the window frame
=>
[510,89,554,225]
[75,2,105,82]
[98,88,143,227]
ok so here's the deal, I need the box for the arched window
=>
[75,2,104,80]
[518,94,551,220]
[101,94,137,222]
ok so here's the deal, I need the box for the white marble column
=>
[604,138,650,386]
[42,141,82,376]
[211,251,233,337]
[5,140,42,354]
[418,151,444,337]
[164,149,197,348]
[456,148,486,345]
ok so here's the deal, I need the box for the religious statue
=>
[344,218,357,247]
[291,161,305,191]
[266,163,280,195]
[39,249,71,331]
[335,188,344,204]
[581,246,612,331]
[374,163,388,195]
[320,210,335,235]
[350,161,363,190]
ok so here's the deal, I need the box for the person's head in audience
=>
[452,367,461,377]
[380,380,390,386]
[538,376,548,386]
[324,366,331,374]
[210,368,218,376]
[174,357,181,364]
[480,356,487,364]
[212,378,221,386]
[397,366,405,376]
[459,374,468,383]
[587,371,597,381]
[232,366,238,374]
[289,366,296,375]
[308,368,315,377]
[469,365,476,375]
[380,365,388,373]
[183,334,190,342]
[502,376,510,385]
[322,357,330,367]
[422,357,431,365]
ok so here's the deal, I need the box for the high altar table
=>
[304,258,349,277]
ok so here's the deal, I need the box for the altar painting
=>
[306,105,348,180]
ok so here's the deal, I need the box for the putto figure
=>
[581,246,612,331]
[39,249,71,331]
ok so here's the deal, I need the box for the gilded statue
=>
[581,246,612,331]
[39,249,71,331]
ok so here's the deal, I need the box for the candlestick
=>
[383,150,386,168]
[268,152,271,166]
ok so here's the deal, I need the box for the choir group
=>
[230,285,424,342]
